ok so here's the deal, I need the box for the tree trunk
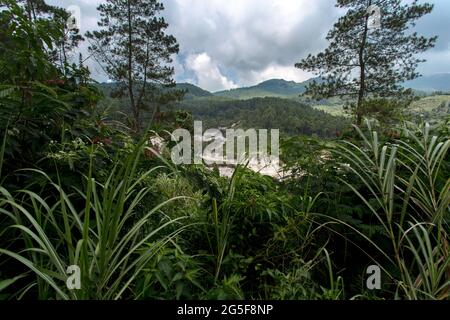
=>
[26,0,33,21]
[135,42,150,125]
[127,0,139,133]
[356,1,371,126]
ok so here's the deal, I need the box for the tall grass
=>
[0,141,189,299]
[208,165,244,282]
[334,119,449,299]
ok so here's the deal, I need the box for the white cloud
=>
[245,64,313,84]
[166,0,450,87]
[46,0,450,86]
[164,0,339,86]
[186,53,237,92]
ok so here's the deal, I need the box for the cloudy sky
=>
[48,0,450,92]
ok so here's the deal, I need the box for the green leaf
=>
[0,274,27,293]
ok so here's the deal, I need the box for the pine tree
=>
[86,0,179,132]
[16,0,54,21]
[14,0,84,71]
[295,0,436,125]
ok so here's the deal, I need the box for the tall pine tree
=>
[86,0,179,132]
[295,0,436,125]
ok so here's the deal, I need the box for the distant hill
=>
[97,82,121,97]
[98,73,450,101]
[97,79,313,100]
[404,73,450,93]
[177,96,348,137]
[408,94,450,121]
[212,74,450,99]
[97,82,213,99]
[175,83,213,99]
[214,79,314,99]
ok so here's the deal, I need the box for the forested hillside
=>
[178,97,348,137]
[96,81,349,137]
[214,79,310,99]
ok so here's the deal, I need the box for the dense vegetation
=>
[177,97,349,138]
[0,0,448,301]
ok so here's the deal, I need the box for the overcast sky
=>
[48,0,450,92]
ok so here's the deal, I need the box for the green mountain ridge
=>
[177,74,450,100]
[213,78,310,99]
[97,73,450,101]
[96,75,450,121]
[177,96,348,137]
[174,83,213,99]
